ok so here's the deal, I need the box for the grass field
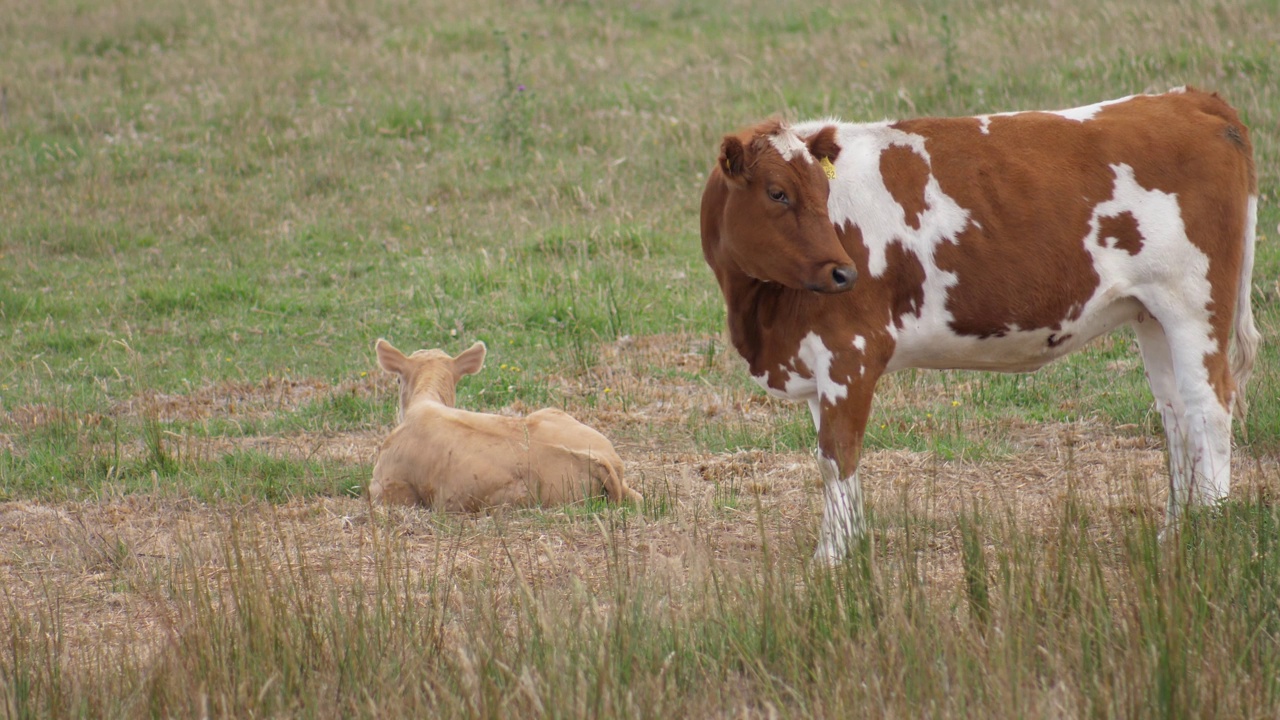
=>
[2,0,1279,716]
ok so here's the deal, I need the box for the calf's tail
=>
[597,457,641,503]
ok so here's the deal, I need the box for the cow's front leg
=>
[810,377,878,563]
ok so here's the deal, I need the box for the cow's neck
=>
[402,380,456,419]
[718,267,813,374]
[716,258,899,381]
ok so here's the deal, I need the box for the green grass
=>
[1,0,1279,715]
[0,0,1274,503]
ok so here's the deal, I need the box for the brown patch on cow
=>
[879,144,930,230]
[891,115,1115,339]
[838,222,870,267]
[1098,212,1144,256]
[805,125,842,164]
[933,217,1098,340]
[1223,123,1245,149]
[884,240,927,328]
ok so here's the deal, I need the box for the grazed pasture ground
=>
[6,333,1278,674]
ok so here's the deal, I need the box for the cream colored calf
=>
[370,339,640,509]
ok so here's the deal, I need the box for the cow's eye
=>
[767,187,789,204]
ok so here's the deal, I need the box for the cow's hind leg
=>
[1134,318,1193,517]
[1133,314,1232,521]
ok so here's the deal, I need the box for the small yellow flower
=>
[360,371,367,378]
[604,388,612,394]
[951,400,960,407]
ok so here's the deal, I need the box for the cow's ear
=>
[719,135,748,183]
[453,341,486,378]
[375,338,407,375]
[805,125,841,165]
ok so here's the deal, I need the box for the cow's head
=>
[714,121,856,293]
[375,339,486,419]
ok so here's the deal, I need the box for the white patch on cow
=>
[792,121,969,369]
[852,335,867,352]
[768,127,812,162]
[979,94,1157,133]
[797,332,849,405]
[751,363,817,401]
[752,368,809,401]
[749,334,852,405]
[1082,163,1212,342]
[795,124,970,282]
[1049,95,1135,122]
[783,367,815,398]
[976,111,1022,134]
[1081,163,1228,501]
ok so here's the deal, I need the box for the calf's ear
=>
[453,341,486,378]
[375,338,407,374]
[719,135,748,183]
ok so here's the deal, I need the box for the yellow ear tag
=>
[819,156,837,180]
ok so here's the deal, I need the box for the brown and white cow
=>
[371,339,641,510]
[701,88,1260,561]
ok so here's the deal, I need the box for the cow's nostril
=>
[831,265,857,290]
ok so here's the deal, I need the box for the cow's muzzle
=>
[808,263,858,293]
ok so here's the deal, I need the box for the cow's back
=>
[372,408,539,510]
[371,406,633,509]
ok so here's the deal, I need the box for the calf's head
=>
[375,339,486,419]
[715,121,857,293]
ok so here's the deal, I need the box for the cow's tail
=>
[1230,194,1262,422]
